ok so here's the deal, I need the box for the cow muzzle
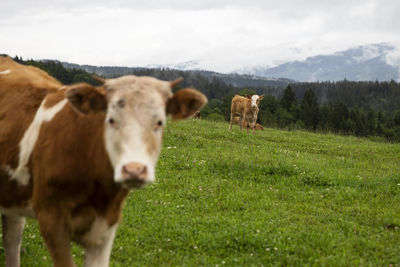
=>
[121,162,148,188]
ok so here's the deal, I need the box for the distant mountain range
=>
[146,60,201,71]
[238,43,400,82]
[61,62,293,88]
[61,43,400,85]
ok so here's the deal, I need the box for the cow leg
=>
[84,224,118,267]
[242,117,248,133]
[2,214,26,267]
[229,113,234,130]
[36,212,76,267]
[240,115,245,131]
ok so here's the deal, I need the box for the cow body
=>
[0,57,207,267]
[229,94,263,134]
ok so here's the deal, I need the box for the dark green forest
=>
[12,56,400,142]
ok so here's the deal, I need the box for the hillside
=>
[4,120,400,266]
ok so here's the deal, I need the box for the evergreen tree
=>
[280,85,297,111]
[332,101,349,133]
[300,89,320,132]
[319,102,333,131]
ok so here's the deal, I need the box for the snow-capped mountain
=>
[239,43,400,82]
[146,60,201,71]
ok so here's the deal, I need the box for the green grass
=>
[1,120,400,266]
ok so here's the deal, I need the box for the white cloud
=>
[1,0,400,72]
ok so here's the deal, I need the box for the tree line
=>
[12,56,99,85]
[10,55,400,142]
[202,85,400,142]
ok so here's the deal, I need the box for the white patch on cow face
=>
[0,69,11,75]
[12,98,68,185]
[103,77,171,186]
[251,95,259,109]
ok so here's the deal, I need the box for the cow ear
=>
[170,77,183,89]
[166,88,207,120]
[259,94,264,100]
[245,94,252,99]
[66,84,107,114]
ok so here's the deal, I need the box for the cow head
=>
[251,94,264,109]
[66,76,207,189]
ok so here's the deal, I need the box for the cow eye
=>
[154,120,163,131]
[108,118,115,124]
[117,99,125,108]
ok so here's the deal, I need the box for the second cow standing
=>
[229,94,264,134]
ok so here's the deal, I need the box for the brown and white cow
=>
[0,56,207,267]
[229,94,263,134]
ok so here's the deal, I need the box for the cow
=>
[254,123,264,130]
[0,56,207,267]
[233,116,264,131]
[229,94,263,134]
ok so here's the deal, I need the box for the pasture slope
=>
[1,120,400,266]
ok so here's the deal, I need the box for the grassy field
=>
[1,119,400,266]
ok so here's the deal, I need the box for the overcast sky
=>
[1,0,400,72]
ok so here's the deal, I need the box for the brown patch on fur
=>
[0,56,61,208]
[43,89,66,108]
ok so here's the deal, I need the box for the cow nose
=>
[122,162,148,181]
